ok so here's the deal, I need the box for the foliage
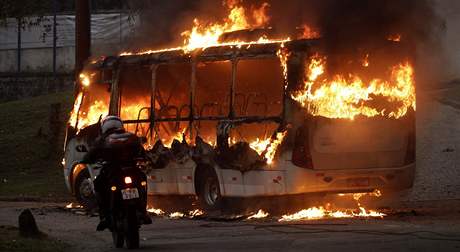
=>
[0,0,51,27]
[0,0,123,27]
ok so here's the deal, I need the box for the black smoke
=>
[127,0,442,49]
[125,0,445,87]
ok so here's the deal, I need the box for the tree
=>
[0,0,52,27]
[0,0,124,26]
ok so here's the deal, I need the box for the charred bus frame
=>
[86,40,321,142]
[65,38,415,209]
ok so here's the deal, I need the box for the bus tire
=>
[74,169,97,210]
[197,168,223,212]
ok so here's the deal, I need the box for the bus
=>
[63,38,416,211]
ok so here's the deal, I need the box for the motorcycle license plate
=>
[121,188,139,200]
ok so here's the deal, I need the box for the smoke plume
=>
[125,0,446,87]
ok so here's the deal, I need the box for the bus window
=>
[119,65,151,120]
[74,71,110,129]
[235,59,284,117]
[195,61,231,117]
[193,61,231,146]
[155,64,191,119]
[119,65,151,137]
[154,63,191,145]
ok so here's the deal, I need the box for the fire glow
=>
[121,1,290,56]
[68,0,416,168]
[181,1,269,51]
[69,92,151,133]
[249,131,287,164]
[146,208,204,219]
[279,190,385,221]
[147,208,165,215]
[65,203,83,209]
[278,206,385,222]
[298,24,321,40]
[79,73,91,87]
[69,92,108,131]
[290,54,416,120]
[145,190,385,221]
[247,209,269,220]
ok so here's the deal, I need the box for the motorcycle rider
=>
[83,115,152,231]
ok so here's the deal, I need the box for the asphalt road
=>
[1,201,460,252]
[404,85,460,201]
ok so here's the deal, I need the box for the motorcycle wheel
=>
[112,230,124,248]
[124,209,140,249]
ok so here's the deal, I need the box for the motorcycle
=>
[107,164,148,249]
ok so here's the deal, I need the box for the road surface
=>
[1,201,460,251]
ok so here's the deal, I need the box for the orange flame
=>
[362,53,370,67]
[277,45,291,88]
[249,131,287,164]
[189,209,205,217]
[68,92,108,131]
[120,98,150,121]
[252,3,271,27]
[388,34,402,42]
[162,128,187,148]
[279,206,385,221]
[298,24,321,39]
[69,95,153,132]
[79,73,91,87]
[169,212,185,219]
[279,190,385,221]
[147,207,165,215]
[290,54,416,120]
[121,1,290,56]
[247,209,269,219]
[180,1,274,51]
[68,92,83,128]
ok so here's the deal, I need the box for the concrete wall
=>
[0,47,75,73]
[0,13,137,73]
[0,44,124,73]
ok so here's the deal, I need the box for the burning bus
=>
[62,2,416,210]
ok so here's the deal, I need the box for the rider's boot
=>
[97,214,110,231]
[95,191,110,231]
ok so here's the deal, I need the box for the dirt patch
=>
[0,225,68,252]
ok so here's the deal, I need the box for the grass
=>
[0,92,74,200]
[0,226,67,252]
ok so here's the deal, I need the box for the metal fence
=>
[0,11,137,74]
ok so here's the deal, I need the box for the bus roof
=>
[85,38,409,70]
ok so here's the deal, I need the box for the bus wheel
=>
[198,169,223,212]
[75,169,97,210]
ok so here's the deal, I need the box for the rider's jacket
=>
[83,129,144,167]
